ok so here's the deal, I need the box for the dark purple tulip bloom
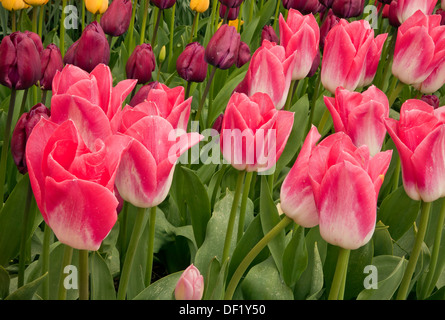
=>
[100,0,133,37]
[151,0,176,9]
[282,0,324,14]
[205,24,240,70]
[40,44,64,90]
[218,0,243,8]
[126,43,156,84]
[236,41,251,68]
[219,4,240,20]
[176,42,208,83]
[421,95,440,109]
[129,81,159,106]
[261,25,279,44]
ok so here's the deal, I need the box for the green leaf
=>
[373,221,394,256]
[282,226,308,288]
[205,258,229,300]
[90,252,116,300]
[5,272,47,300]
[0,265,9,299]
[133,271,182,300]
[344,241,373,300]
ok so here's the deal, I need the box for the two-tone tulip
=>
[126,43,156,84]
[100,0,132,37]
[388,0,436,26]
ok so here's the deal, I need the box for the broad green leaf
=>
[344,241,373,300]
[206,258,229,300]
[0,265,9,299]
[282,226,308,288]
[133,271,182,300]
[373,221,394,256]
[5,272,47,300]
[306,243,324,300]
[90,252,116,300]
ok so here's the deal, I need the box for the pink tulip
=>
[392,11,445,93]
[323,85,389,156]
[220,92,294,173]
[385,99,445,202]
[112,82,192,133]
[175,264,204,300]
[278,9,320,80]
[388,0,436,25]
[234,40,296,110]
[308,132,392,250]
[321,19,387,93]
[280,126,321,228]
[115,115,203,208]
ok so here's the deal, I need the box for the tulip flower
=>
[392,11,445,93]
[320,0,365,18]
[205,24,241,70]
[190,0,209,13]
[175,264,204,300]
[64,21,110,73]
[281,0,324,15]
[320,9,340,50]
[220,92,294,173]
[0,31,42,90]
[234,40,296,110]
[385,99,445,202]
[1,0,29,10]
[219,4,239,21]
[24,30,43,53]
[23,0,48,5]
[40,43,64,91]
[11,103,50,174]
[261,25,279,44]
[176,42,208,83]
[151,0,176,9]
[323,85,389,156]
[278,9,320,80]
[436,9,445,25]
[125,43,156,84]
[218,0,243,8]
[388,0,436,25]
[236,41,251,68]
[100,0,132,37]
[421,95,440,109]
[321,19,387,93]
[85,0,108,14]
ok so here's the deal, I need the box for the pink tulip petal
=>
[368,150,393,199]
[90,63,113,116]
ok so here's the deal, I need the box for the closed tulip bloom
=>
[126,43,156,84]
[436,9,445,26]
[280,126,321,228]
[421,94,440,109]
[175,265,204,300]
[40,44,64,90]
[64,21,110,73]
[321,19,387,93]
[190,0,209,13]
[0,31,42,90]
[320,9,340,50]
[279,9,320,80]
[23,0,48,5]
[385,100,445,202]
[308,132,392,249]
[151,0,176,9]
[24,30,43,53]
[219,4,239,21]
[11,103,50,174]
[261,25,279,44]
[392,11,445,93]
[218,0,243,8]
[236,41,250,68]
[220,92,294,173]
[85,0,108,14]
[176,42,208,83]
[100,0,132,37]
[330,0,365,18]
[324,85,389,156]
[281,0,324,14]
[1,0,29,10]
[388,0,436,25]
[205,24,240,70]
[234,40,296,110]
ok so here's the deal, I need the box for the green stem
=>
[127,0,137,53]
[18,88,28,115]
[284,80,297,111]
[117,206,146,300]
[237,171,253,243]
[57,245,73,300]
[194,66,217,125]
[305,73,322,136]
[119,202,129,269]
[317,107,331,135]
[41,222,52,300]
[328,247,351,300]
[190,11,198,43]
[185,81,191,100]
[224,216,293,300]
[272,0,281,30]
[396,201,432,300]
[32,6,38,33]
[388,79,405,107]
[78,250,89,300]
[0,88,17,205]
[144,206,157,287]
[12,10,16,33]
[18,182,33,288]
[81,0,85,31]
[221,170,246,264]
[152,7,162,49]
[60,0,67,57]
[140,0,150,45]
[391,156,401,192]
[248,0,254,24]
[168,4,176,70]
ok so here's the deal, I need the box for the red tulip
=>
[388,0,436,25]
[392,11,445,93]
[205,24,240,70]
[40,44,64,90]
[126,43,156,84]
[321,19,387,93]
[323,85,389,156]
[234,40,296,110]
[385,99,445,202]
[308,132,392,249]
[220,92,294,173]
[279,9,320,80]
[176,42,208,83]
[100,0,132,37]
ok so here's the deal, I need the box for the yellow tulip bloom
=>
[24,0,49,5]
[218,19,244,30]
[190,0,209,13]
[0,0,30,11]
[85,0,108,15]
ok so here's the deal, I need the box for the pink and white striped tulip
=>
[278,9,320,80]
[234,40,296,110]
[321,19,387,93]
[175,264,204,300]
[385,99,445,202]
[323,85,389,156]
[388,0,436,25]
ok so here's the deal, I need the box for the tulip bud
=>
[218,0,243,8]
[11,103,50,174]
[100,0,132,37]
[63,21,110,73]
[85,0,108,14]
[212,114,224,133]
[421,95,440,109]
[236,41,250,68]
[219,4,239,21]
[190,0,209,13]
[205,24,240,70]
[330,0,365,18]
[159,45,166,64]
[176,42,208,83]
[175,264,204,300]
[126,43,156,84]
[1,0,29,10]
[151,0,176,9]
[436,9,445,25]
[40,44,64,90]
[129,81,159,106]
[261,25,279,44]
[0,31,42,90]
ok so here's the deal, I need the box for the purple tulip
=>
[40,44,64,90]
[176,42,208,83]
[205,24,240,70]
[236,41,251,68]
[151,0,176,9]
[126,43,156,84]
[261,25,279,44]
[100,0,133,37]
[218,0,243,8]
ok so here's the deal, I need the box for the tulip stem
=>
[60,0,67,57]
[32,6,38,33]
[421,197,445,298]
[127,0,137,53]
[117,206,146,300]
[18,182,33,288]
[41,222,52,300]
[388,79,405,108]
[305,72,321,137]
[328,247,351,300]
[272,0,281,30]
[144,206,157,287]
[190,11,198,43]
[12,10,16,33]
[152,8,162,49]
[140,0,150,45]
[194,66,217,126]
[0,88,17,206]
[78,250,89,300]
[396,200,432,300]
[391,156,401,192]
[57,245,73,300]
[222,170,246,264]
[317,107,331,135]
[18,88,28,116]
[81,0,85,31]
[237,171,254,243]
[185,81,191,100]
[224,216,293,300]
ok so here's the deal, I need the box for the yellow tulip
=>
[85,0,108,15]
[23,0,49,5]
[190,0,209,13]
[218,19,244,30]
[0,0,30,11]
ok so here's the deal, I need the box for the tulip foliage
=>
[1,0,445,303]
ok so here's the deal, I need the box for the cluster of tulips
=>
[1,0,445,302]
